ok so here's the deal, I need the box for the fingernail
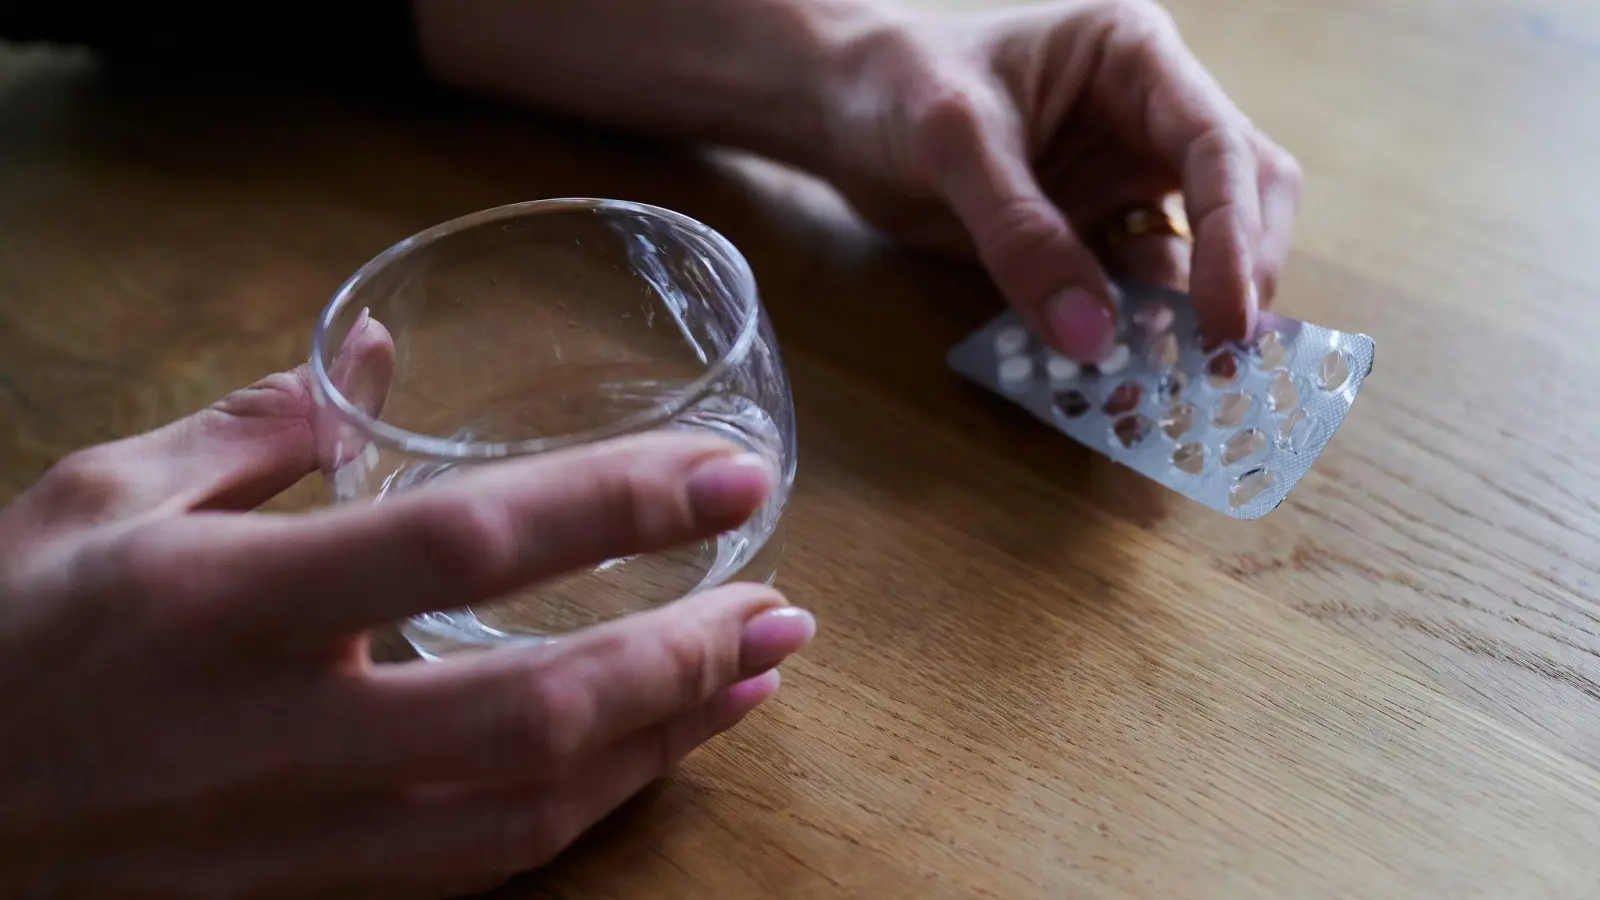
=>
[1045,287,1117,363]
[740,607,815,672]
[730,669,783,714]
[336,308,372,359]
[332,312,392,418]
[688,453,771,522]
[709,669,782,729]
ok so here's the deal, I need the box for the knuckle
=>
[412,498,520,593]
[1267,145,1304,190]
[1185,127,1253,218]
[655,611,728,704]
[1106,0,1176,38]
[105,526,200,603]
[517,656,600,765]
[976,196,1068,270]
[1100,0,1180,91]
[1192,124,1248,165]
[101,526,167,588]
[54,525,206,640]
[579,453,697,551]
[915,83,984,143]
[621,456,700,543]
[909,79,1002,173]
[37,446,130,519]
[208,367,313,423]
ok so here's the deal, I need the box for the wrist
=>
[746,0,910,173]
[802,4,973,186]
[412,0,907,173]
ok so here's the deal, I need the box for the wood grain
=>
[5,1,1600,896]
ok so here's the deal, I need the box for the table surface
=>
[7,1,1600,897]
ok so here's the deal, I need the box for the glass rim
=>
[311,198,763,461]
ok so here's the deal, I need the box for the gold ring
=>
[1099,198,1192,249]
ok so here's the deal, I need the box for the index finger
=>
[1111,9,1264,341]
[140,430,774,639]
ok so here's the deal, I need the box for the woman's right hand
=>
[812,0,1301,359]
[0,355,815,898]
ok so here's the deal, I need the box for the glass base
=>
[400,529,784,659]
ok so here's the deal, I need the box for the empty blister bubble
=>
[1230,467,1275,509]
[1267,371,1300,412]
[1319,350,1352,392]
[1172,442,1206,475]
[944,282,1375,520]
[1256,331,1288,370]
[1278,408,1324,452]
[1214,392,1252,428]
[1222,429,1268,466]
[1278,407,1308,442]
[1160,402,1198,439]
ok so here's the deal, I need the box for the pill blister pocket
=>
[945,282,1376,520]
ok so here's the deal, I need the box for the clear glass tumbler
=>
[308,199,796,659]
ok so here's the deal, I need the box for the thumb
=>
[157,312,395,513]
[10,314,396,532]
[920,93,1118,362]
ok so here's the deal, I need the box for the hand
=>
[0,346,815,897]
[817,0,1302,361]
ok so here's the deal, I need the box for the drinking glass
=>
[308,199,796,659]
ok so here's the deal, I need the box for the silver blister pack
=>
[945,282,1376,520]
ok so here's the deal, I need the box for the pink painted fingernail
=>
[708,669,781,730]
[687,453,771,522]
[731,669,782,713]
[740,607,816,672]
[1046,287,1117,363]
[330,308,393,418]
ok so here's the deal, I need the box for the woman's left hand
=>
[815,0,1302,362]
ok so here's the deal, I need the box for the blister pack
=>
[945,282,1375,520]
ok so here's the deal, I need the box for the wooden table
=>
[6,1,1600,896]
